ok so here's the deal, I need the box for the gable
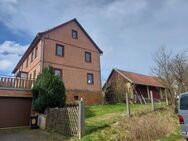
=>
[105,69,165,88]
[117,69,165,88]
[40,19,102,54]
[12,19,103,73]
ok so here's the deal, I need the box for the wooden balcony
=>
[0,76,34,90]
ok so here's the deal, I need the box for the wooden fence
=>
[46,100,85,138]
[0,76,34,89]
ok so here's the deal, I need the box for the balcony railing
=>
[0,76,34,89]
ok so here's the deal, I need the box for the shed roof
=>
[112,69,165,88]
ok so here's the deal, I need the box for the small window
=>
[54,68,62,78]
[26,58,28,68]
[87,73,94,85]
[74,96,79,101]
[72,30,78,39]
[35,47,38,58]
[31,51,34,62]
[29,73,32,79]
[33,70,36,79]
[85,51,91,63]
[56,44,64,56]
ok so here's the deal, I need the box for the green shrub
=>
[32,66,66,113]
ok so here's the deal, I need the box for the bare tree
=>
[152,47,188,112]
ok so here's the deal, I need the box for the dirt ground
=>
[0,127,69,141]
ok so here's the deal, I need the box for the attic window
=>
[72,30,78,39]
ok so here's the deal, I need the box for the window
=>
[31,51,34,62]
[180,95,188,110]
[26,58,28,68]
[85,51,91,63]
[35,47,38,58]
[74,96,79,101]
[87,73,94,85]
[56,44,64,56]
[54,68,62,78]
[29,73,32,79]
[33,70,36,79]
[72,30,78,39]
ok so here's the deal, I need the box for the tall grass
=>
[123,110,175,141]
[92,109,176,141]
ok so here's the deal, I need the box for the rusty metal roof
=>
[115,69,165,88]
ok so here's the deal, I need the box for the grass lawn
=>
[82,102,166,139]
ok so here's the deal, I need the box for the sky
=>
[0,0,188,83]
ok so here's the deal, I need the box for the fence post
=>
[165,89,169,106]
[78,98,85,139]
[150,91,154,111]
[126,92,130,117]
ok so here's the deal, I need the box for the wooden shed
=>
[104,68,166,103]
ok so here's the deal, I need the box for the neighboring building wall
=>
[135,85,148,98]
[134,85,163,100]
[105,70,164,102]
[149,86,161,99]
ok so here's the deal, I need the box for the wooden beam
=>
[147,86,150,99]
[159,88,163,100]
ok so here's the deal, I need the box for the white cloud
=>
[0,60,12,71]
[0,0,188,81]
[0,41,28,55]
[0,41,28,72]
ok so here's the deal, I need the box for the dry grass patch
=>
[124,111,175,141]
[95,109,176,141]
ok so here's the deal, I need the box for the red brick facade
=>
[66,90,102,105]
[12,19,103,105]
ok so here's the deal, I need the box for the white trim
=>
[114,68,133,83]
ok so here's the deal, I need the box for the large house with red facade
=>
[12,18,103,105]
[0,18,103,128]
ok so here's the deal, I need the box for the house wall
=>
[66,90,102,105]
[16,41,42,79]
[13,20,102,105]
[42,21,101,92]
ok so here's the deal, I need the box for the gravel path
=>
[0,128,67,141]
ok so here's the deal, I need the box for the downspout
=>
[99,53,103,105]
[99,53,102,91]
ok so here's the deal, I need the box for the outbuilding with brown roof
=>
[104,68,166,104]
